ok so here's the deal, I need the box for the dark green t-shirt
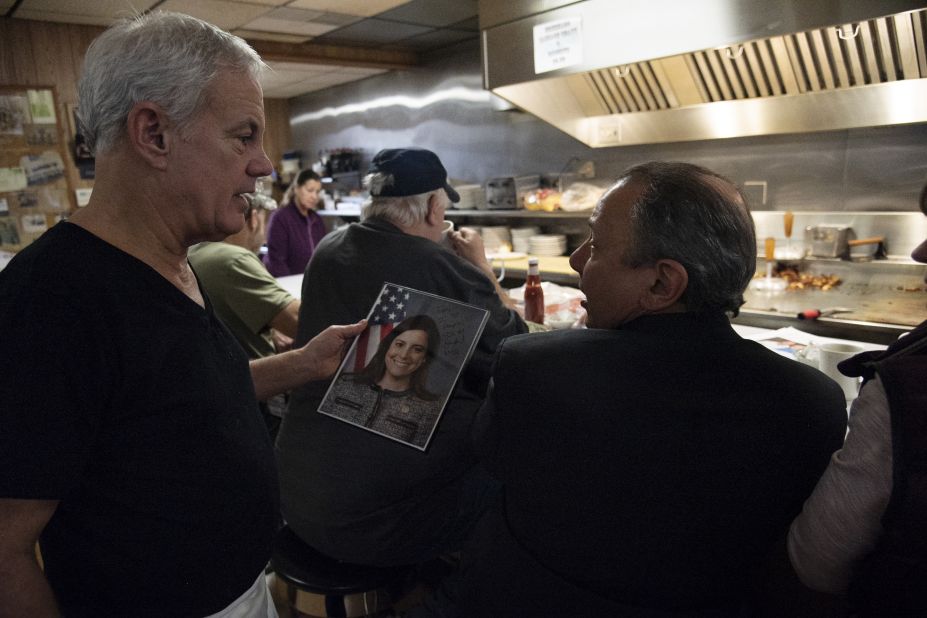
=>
[188,241,294,360]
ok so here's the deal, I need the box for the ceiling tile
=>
[311,12,362,27]
[448,16,479,32]
[234,29,311,43]
[381,27,476,51]
[265,6,323,21]
[228,0,289,5]
[376,0,477,27]
[157,0,270,31]
[313,18,432,46]
[244,16,336,37]
[14,0,160,19]
[11,9,122,26]
[286,0,412,18]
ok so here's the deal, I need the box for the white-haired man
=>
[276,148,527,568]
[0,12,363,617]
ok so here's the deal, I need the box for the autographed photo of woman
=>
[319,284,489,450]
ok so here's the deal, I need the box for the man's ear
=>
[641,258,688,312]
[126,101,170,170]
[424,193,441,226]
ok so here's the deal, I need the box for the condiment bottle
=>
[524,258,545,324]
[784,210,794,239]
[764,237,776,279]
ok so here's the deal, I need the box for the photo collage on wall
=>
[0,86,71,252]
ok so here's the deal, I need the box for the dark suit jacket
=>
[461,312,848,616]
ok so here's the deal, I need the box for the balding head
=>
[617,161,756,315]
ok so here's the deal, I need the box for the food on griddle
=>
[753,267,843,291]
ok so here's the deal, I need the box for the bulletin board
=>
[0,85,73,252]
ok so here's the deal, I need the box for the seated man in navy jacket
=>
[459,161,849,616]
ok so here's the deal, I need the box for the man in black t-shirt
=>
[0,12,363,617]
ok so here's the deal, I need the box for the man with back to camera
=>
[189,192,300,440]
[456,161,849,616]
[275,147,528,568]
[0,12,365,617]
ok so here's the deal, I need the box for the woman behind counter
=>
[263,169,327,276]
[325,315,443,448]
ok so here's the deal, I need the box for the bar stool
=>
[270,525,413,618]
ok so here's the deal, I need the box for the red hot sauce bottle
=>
[523,258,545,324]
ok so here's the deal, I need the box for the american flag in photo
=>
[354,284,411,371]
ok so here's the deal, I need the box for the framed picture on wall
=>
[1,85,72,251]
[67,104,94,179]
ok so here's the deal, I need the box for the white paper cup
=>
[440,220,455,247]
[818,342,864,401]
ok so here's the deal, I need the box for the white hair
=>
[77,11,266,155]
[361,172,444,227]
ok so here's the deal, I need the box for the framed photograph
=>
[319,283,489,451]
[67,105,95,179]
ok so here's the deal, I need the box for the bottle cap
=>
[528,257,539,266]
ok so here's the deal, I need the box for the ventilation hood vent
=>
[480,0,927,147]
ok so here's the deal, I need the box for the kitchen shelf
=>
[315,207,592,219]
[446,209,592,219]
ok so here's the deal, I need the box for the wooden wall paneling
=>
[9,20,37,85]
[263,97,292,190]
[31,22,63,92]
[0,19,17,82]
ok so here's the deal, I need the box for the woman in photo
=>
[327,315,443,448]
[263,169,327,276]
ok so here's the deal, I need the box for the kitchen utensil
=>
[796,307,853,320]
[847,236,886,260]
[805,225,856,258]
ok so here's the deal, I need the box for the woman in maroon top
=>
[263,169,327,276]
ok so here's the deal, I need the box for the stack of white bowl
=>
[510,226,540,254]
[452,184,485,210]
[529,233,568,256]
[480,226,512,253]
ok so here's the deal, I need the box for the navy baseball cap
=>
[367,148,460,203]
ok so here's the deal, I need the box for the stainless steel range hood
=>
[480,0,927,147]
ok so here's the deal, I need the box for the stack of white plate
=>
[529,233,568,256]
[480,225,512,252]
[452,184,485,210]
[510,226,540,253]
